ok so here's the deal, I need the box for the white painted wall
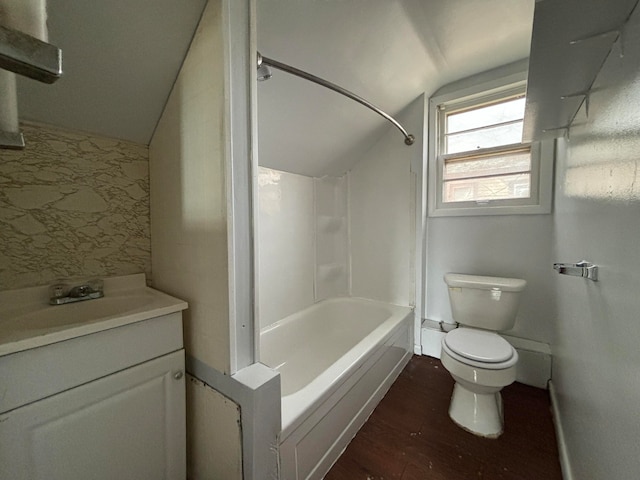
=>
[550,8,640,478]
[423,62,557,344]
[257,167,315,329]
[425,214,557,343]
[150,1,230,375]
[349,96,424,307]
[149,3,242,479]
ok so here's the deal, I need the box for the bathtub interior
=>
[260,297,411,395]
[274,302,414,479]
[260,297,405,395]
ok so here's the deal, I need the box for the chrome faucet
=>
[49,279,104,305]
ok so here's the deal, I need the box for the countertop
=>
[0,274,188,357]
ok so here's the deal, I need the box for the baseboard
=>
[548,380,573,480]
[420,322,551,389]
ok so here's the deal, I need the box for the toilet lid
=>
[444,329,514,363]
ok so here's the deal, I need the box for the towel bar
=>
[553,261,598,281]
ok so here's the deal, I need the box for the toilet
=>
[440,273,526,438]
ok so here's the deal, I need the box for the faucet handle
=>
[87,278,104,294]
[69,285,92,298]
[49,283,70,300]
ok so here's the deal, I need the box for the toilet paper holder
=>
[553,260,598,281]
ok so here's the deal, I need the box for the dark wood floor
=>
[326,355,563,480]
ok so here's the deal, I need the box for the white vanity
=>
[0,274,188,480]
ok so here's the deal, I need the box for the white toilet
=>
[440,273,526,438]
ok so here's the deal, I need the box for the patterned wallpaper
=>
[0,122,151,290]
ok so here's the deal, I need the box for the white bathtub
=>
[260,297,413,480]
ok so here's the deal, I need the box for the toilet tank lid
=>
[444,273,526,292]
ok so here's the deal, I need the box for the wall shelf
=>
[523,0,638,142]
[317,215,345,233]
[316,263,346,281]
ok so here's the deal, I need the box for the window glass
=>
[443,175,530,202]
[428,69,553,217]
[446,97,525,134]
[444,149,531,180]
[443,149,532,203]
[446,122,523,154]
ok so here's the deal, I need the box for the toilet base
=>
[448,382,504,438]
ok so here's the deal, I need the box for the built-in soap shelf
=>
[317,215,345,233]
[317,263,346,281]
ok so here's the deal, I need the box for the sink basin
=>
[7,292,156,331]
[0,274,188,356]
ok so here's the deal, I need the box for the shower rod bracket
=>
[257,52,415,146]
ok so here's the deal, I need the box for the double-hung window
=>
[428,66,553,216]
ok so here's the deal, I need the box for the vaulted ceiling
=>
[257,0,535,176]
[16,0,207,145]
[14,0,534,178]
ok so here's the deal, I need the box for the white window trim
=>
[427,64,554,217]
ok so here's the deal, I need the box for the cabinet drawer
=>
[0,312,183,414]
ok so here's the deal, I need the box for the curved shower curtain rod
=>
[257,52,415,146]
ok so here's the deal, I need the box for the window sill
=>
[428,202,552,218]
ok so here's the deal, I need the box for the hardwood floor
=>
[325,355,563,480]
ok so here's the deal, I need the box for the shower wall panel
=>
[314,175,349,301]
[348,98,424,308]
[257,167,315,329]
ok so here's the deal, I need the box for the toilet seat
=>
[442,329,517,370]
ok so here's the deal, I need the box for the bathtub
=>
[260,297,413,480]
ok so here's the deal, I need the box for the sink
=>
[6,291,156,331]
[0,274,187,478]
[0,274,188,356]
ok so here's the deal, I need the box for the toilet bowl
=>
[440,273,526,438]
[441,328,518,437]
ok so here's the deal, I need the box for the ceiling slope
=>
[257,0,535,176]
[12,0,533,170]
[16,0,207,145]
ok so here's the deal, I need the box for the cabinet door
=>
[0,350,186,480]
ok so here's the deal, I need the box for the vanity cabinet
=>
[0,301,187,480]
[0,350,185,480]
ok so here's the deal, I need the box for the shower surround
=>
[0,122,151,290]
[257,103,421,476]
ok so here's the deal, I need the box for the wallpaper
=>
[0,122,151,290]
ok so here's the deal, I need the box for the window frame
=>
[427,66,554,217]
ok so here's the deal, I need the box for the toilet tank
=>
[444,273,526,331]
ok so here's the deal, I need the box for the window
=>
[428,66,553,216]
